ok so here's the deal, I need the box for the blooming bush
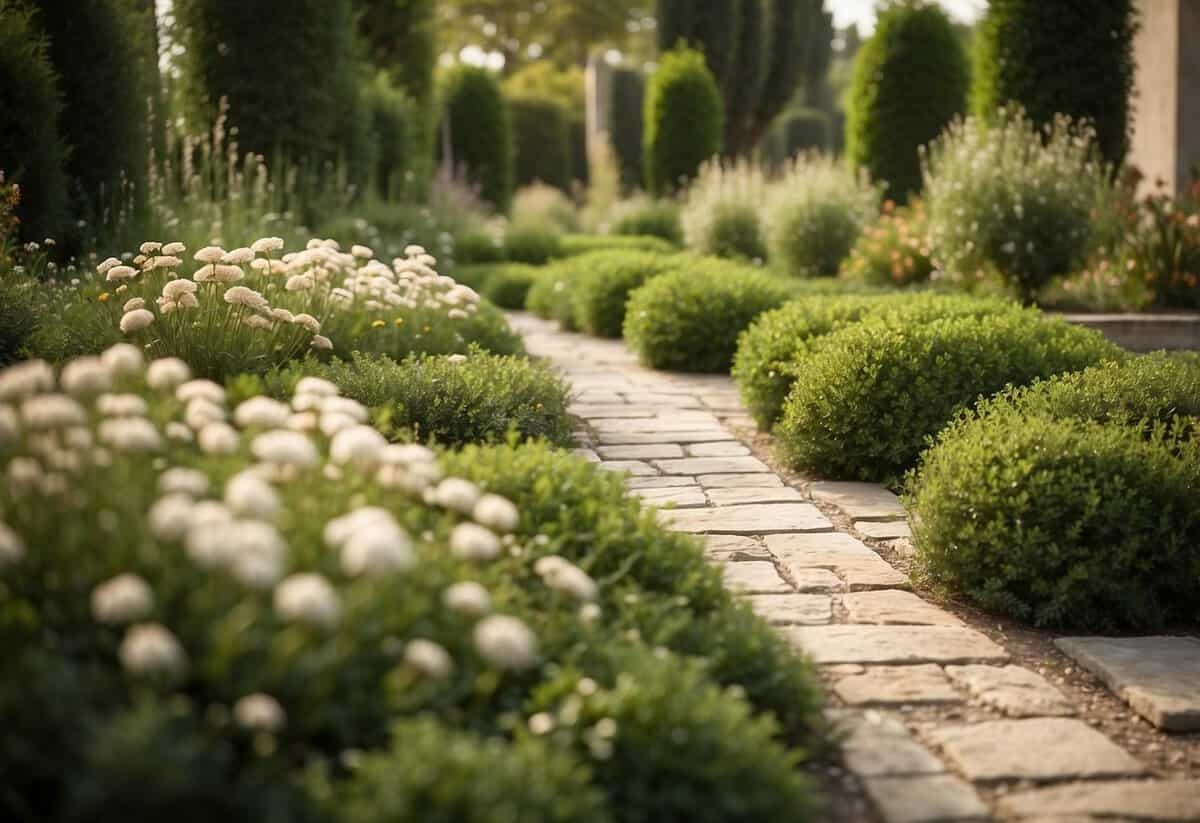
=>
[840,199,935,286]
[681,159,770,261]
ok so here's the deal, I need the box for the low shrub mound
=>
[480,263,542,309]
[623,261,792,372]
[777,311,1124,482]
[610,199,683,245]
[733,292,1020,428]
[287,350,573,447]
[504,221,564,265]
[524,260,579,330]
[560,234,676,257]
[908,414,1200,629]
[681,159,770,261]
[570,251,683,337]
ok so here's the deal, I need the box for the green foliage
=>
[524,261,580,330]
[0,273,40,365]
[971,0,1137,167]
[480,264,542,310]
[610,67,646,187]
[846,1,968,203]
[707,205,767,261]
[777,311,1125,482]
[440,65,514,212]
[681,159,769,260]
[512,184,579,233]
[759,107,832,169]
[362,72,424,201]
[328,299,524,362]
[643,48,724,195]
[334,717,610,823]
[358,0,436,105]
[504,221,564,265]
[766,155,881,277]
[722,0,769,154]
[570,251,684,337]
[561,234,676,257]
[509,95,573,191]
[610,199,683,246]
[657,0,742,98]
[454,230,507,264]
[624,260,792,372]
[0,1,67,242]
[840,200,934,286]
[922,109,1114,300]
[909,414,1200,629]
[285,350,573,447]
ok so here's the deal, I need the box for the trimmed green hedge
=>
[643,48,723,195]
[504,221,563,265]
[611,200,683,246]
[561,234,676,258]
[624,260,792,372]
[441,65,513,211]
[525,261,580,330]
[509,94,572,191]
[571,251,685,338]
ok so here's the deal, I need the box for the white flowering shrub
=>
[681,158,771,261]
[0,346,823,819]
[922,107,1115,300]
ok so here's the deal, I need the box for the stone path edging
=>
[508,312,1200,823]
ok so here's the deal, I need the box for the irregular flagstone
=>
[700,393,744,410]
[630,487,708,508]
[1054,635,1200,732]
[841,590,964,626]
[768,533,909,590]
[661,503,832,535]
[622,392,703,407]
[703,534,760,554]
[596,444,685,460]
[831,712,947,777]
[791,567,845,593]
[595,430,731,445]
[705,486,805,506]
[722,561,792,594]
[625,475,696,489]
[684,441,751,457]
[808,481,908,522]
[652,456,770,475]
[747,593,832,625]
[856,520,913,540]
[791,626,1008,665]
[570,448,600,463]
[834,665,961,706]
[944,664,1075,717]
[591,414,722,432]
[569,404,657,418]
[928,718,1145,782]
[598,460,657,476]
[997,780,1200,821]
[698,473,784,488]
[862,775,989,823]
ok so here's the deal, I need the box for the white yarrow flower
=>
[158,467,209,497]
[224,470,280,520]
[233,692,286,732]
[91,573,154,624]
[251,429,319,467]
[434,477,481,514]
[341,523,415,576]
[0,360,55,400]
[97,393,149,417]
[198,422,239,455]
[472,494,519,533]
[442,581,491,616]
[534,556,599,602]
[176,379,226,405]
[147,358,191,391]
[274,573,341,629]
[329,425,387,468]
[100,343,145,377]
[234,396,291,429]
[148,493,194,541]
[404,639,453,679]
[473,615,538,671]
[251,236,285,254]
[193,245,225,264]
[119,622,187,677]
[21,393,87,429]
[120,308,155,334]
[294,376,338,397]
[98,417,162,451]
[60,357,112,396]
[449,522,502,561]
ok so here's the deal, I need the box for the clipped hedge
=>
[441,65,513,211]
[480,263,543,309]
[525,261,580,330]
[643,48,723,195]
[509,94,572,191]
[570,251,684,338]
[610,200,683,246]
[624,261,792,372]
[777,311,1125,482]
[504,221,563,265]
[560,234,676,258]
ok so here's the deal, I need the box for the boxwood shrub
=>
[610,199,683,246]
[623,260,792,372]
[504,221,564,264]
[560,234,675,257]
[525,260,580,330]
[908,413,1200,629]
[570,251,684,337]
[480,263,543,309]
[777,311,1125,482]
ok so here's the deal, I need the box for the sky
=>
[829,0,986,33]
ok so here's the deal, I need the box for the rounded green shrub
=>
[610,199,683,246]
[681,159,769,260]
[480,263,542,310]
[909,414,1200,629]
[971,0,1137,167]
[777,311,1125,482]
[643,47,723,195]
[610,66,646,188]
[441,65,514,211]
[922,109,1114,301]
[0,1,68,242]
[560,234,675,258]
[454,229,506,264]
[570,251,684,337]
[504,220,563,264]
[766,155,881,277]
[525,262,579,330]
[845,1,968,203]
[624,260,792,372]
[512,183,579,232]
[509,94,572,191]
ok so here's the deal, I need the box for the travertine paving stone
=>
[652,456,770,475]
[662,503,831,534]
[997,780,1200,820]
[834,665,961,706]
[698,473,784,488]
[747,593,832,625]
[945,664,1075,717]
[768,533,909,590]
[928,718,1145,782]
[833,713,946,777]
[622,392,703,407]
[598,460,657,476]
[705,486,805,506]
[792,626,1008,665]
[703,534,759,554]
[570,448,600,463]
[685,441,751,457]
[856,520,913,540]
[1054,635,1200,731]
[842,590,964,626]
[569,404,656,418]
[791,567,844,593]
[596,444,684,460]
[862,775,989,823]
[630,487,708,508]
[595,430,730,445]
[809,481,907,522]
[625,475,696,489]
[723,561,792,594]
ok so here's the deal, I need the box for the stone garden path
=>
[508,312,1200,822]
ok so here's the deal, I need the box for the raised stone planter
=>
[1062,312,1200,351]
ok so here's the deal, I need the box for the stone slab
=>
[747,593,831,625]
[703,534,759,554]
[768,533,909,590]
[705,486,805,506]
[625,475,696,489]
[598,460,657,476]
[569,404,657,418]
[809,481,908,522]
[596,444,685,460]
[595,430,731,445]
[570,448,600,463]
[1054,635,1200,732]
[842,590,964,626]
[945,664,1075,717]
[622,392,703,407]
[685,441,751,457]
[863,775,988,823]
[630,487,708,508]
[791,626,1008,665]
[834,665,961,706]
[661,503,831,535]
[929,718,1145,782]
[998,780,1200,821]
[652,456,770,475]
[856,520,913,540]
[834,713,947,778]
[591,415,721,433]
[698,473,784,488]
[791,567,845,593]
[722,561,791,594]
